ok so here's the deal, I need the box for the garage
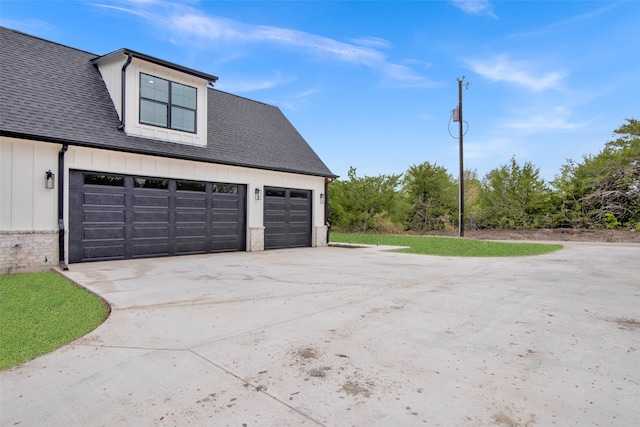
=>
[69,170,246,263]
[264,187,312,249]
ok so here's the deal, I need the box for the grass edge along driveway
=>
[0,271,110,370]
[330,232,563,257]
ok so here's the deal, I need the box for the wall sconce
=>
[320,193,324,204]
[45,170,55,189]
[255,188,262,200]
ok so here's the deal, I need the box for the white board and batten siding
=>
[1,136,326,271]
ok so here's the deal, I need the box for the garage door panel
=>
[133,210,170,223]
[70,170,246,263]
[133,194,169,208]
[288,236,309,247]
[176,196,206,209]
[83,243,125,261]
[82,210,125,224]
[133,226,169,239]
[288,224,309,233]
[175,239,207,255]
[83,192,125,206]
[176,226,206,237]
[211,196,239,208]
[132,242,169,257]
[265,235,287,249]
[265,211,286,221]
[176,211,206,223]
[212,212,240,223]
[82,226,125,240]
[289,213,309,222]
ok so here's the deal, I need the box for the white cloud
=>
[504,107,587,132]
[450,0,497,18]
[295,87,321,99]
[89,2,156,20]
[169,13,387,66]
[508,3,620,39]
[0,18,56,35]
[216,72,298,93]
[404,58,433,69]
[466,54,565,91]
[348,36,392,49]
[92,0,434,87]
[381,63,439,88]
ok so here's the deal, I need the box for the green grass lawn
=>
[330,232,563,257]
[0,271,109,370]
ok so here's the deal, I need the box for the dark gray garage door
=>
[69,170,246,263]
[264,187,312,249]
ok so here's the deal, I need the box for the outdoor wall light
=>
[320,193,324,204]
[255,188,262,200]
[45,170,55,189]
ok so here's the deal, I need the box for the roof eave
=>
[91,48,219,84]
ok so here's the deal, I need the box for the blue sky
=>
[2,0,639,183]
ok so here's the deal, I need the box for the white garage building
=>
[0,27,336,273]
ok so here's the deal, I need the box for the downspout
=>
[58,144,68,270]
[117,52,133,130]
[325,178,331,244]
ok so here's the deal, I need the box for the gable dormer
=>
[91,49,218,147]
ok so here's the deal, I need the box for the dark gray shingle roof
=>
[0,27,335,178]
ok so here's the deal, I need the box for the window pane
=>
[171,82,196,109]
[134,177,169,189]
[140,74,168,102]
[140,100,168,127]
[84,173,124,186]
[212,184,238,194]
[171,106,195,132]
[177,180,206,192]
[290,190,309,199]
[266,189,286,197]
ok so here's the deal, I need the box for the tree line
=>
[328,119,640,233]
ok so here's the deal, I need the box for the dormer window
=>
[139,73,197,133]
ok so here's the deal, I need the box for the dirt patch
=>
[296,347,319,360]
[309,367,331,378]
[611,317,640,331]
[342,378,374,398]
[425,229,640,243]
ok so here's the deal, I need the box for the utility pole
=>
[456,76,466,237]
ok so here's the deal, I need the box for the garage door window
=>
[177,180,206,192]
[266,188,286,197]
[213,184,238,194]
[134,177,169,189]
[84,173,124,187]
[290,190,308,199]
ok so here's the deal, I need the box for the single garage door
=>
[264,187,312,249]
[69,170,246,263]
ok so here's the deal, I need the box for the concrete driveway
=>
[1,242,639,426]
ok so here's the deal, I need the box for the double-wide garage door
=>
[264,187,312,249]
[69,170,246,263]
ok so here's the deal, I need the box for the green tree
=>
[478,156,551,229]
[462,169,483,230]
[328,166,403,232]
[551,118,640,229]
[403,162,457,231]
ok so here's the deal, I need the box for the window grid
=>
[139,73,197,133]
